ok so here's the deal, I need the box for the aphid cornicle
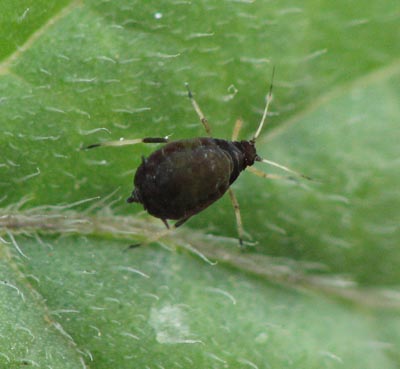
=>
[83,69,308,245]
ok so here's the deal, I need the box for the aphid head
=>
[236,140,259,166]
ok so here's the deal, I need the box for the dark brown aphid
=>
[83,70,308,244]
[128,136,257,227]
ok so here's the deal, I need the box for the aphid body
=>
[128,137,257,224]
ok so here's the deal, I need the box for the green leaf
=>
[1,0,399,368]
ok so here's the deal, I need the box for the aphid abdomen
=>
[131,138,237,220]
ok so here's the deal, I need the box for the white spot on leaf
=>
[149,304,201,344]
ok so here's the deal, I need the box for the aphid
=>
[83,69,308,245]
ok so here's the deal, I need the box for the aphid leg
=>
[161,218,170,229]
[81,137,169,150]
[231,118,243,141]
[185,83,212,136]
[125,227,174,251]
[247,166,296,181]
[228,188,244,246]
[125,217,191,251]
[174,216,191,228]
[136,216,190,246]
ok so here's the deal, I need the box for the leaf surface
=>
[1,0,399,367]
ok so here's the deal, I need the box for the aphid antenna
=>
[251,66,275,143]
[255,156,312,181]
[251,67,312,181]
